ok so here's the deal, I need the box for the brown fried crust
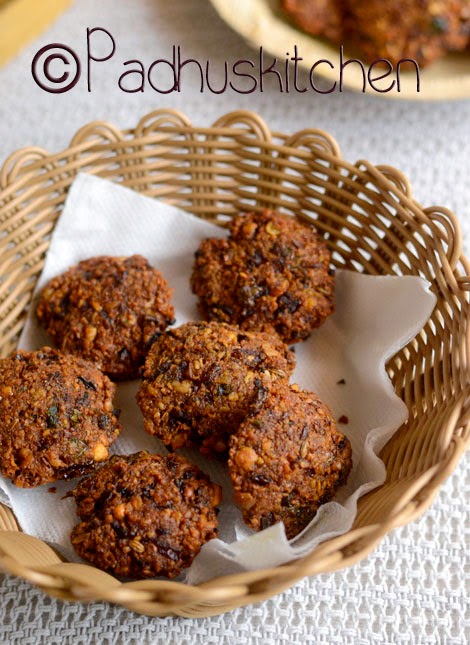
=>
[228,383,352,540]
[191,211,334,344]
[70,451,221,579]
[0,348,121,487]
[136,321,295,457]
[283,0,470,66]
[36,255,175,380]
[282,0,347,43]
[347,0,470,66]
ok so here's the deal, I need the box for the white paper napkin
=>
[0,174,436,584]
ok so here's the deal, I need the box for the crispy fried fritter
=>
[282,0,470,67]
[191,211,334,344]
[348,0,470,66]
[282,0,347,42]
[0,348,121,487]
[136,321,295,457]
[37,255,175,380]
[70,451,221,579]
[229,383,352,539]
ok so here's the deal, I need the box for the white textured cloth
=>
[0,0,469,642]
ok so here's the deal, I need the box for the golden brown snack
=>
[347,0,470,66]
[191,211,334,344]
[70,451,221,579]
[37,255,175,380]
[229,383,352,539]
[282,0,347,42]
[0,348,121,487]
[136,321,295,457]
[282,0,470,67]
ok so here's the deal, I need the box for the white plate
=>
[209,0,470,100]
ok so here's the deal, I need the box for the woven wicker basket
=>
[0,109,468,617]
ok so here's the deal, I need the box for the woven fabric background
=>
[0,1,468,642]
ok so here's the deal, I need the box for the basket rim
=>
[0,108,469,617]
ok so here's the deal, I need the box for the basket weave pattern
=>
[0,110,468,617]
